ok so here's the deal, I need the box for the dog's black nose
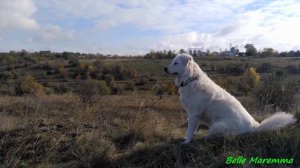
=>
[164,67,168,73]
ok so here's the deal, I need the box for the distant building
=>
[221,44,239,57]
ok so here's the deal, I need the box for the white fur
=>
[165,54,297,144]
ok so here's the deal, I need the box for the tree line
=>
[1,45,300,59]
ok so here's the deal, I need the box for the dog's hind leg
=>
[203,121,227,140]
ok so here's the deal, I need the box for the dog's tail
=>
[254,112,297,132]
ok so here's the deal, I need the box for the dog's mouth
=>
[173,72,178,75]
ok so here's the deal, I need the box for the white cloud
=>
[34,0,255,33]
[36,24,74,42]
[1,0,300,54]
[0,0,39,30]
[213,0,300,51]
[0,0,76,48]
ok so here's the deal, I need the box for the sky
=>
[0,0,300,55]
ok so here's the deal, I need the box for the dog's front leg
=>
[183,115,199,144]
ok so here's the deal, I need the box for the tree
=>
[261,48,275,57]
[206,49,211,56]
[244,44,257,56]
[167,50,175,58]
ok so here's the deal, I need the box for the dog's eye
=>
[174,62,178,65]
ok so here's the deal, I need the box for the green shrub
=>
[96,80,110,95]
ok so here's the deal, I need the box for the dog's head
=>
[164,54,193,75]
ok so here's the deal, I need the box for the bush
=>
[96,80,111,95]
[77,64,94,80]
[90,60,104,80]
[256,78,299,111]
[78,79,110,107]
[257,63,273,73]
[69,57,80,67]
[274,68,287,78]
[215,76,238,95]
[217,63,246,75]
[242,67,260,88]
[215,67,260,96]
[0,72,13,82]
[91,63,138,81]
[102,64,137,80]
[15,75,44,95]
[54,83,71,94]
[236,67,260,95]
[103,74,115,88]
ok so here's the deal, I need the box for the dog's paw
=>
[182,138,192,144]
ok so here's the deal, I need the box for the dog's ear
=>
[186,57,193,65]
[183,55,193,66]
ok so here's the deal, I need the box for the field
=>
[0,54,300,167]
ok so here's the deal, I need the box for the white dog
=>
[164,54,297,144]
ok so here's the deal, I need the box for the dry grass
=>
[0,94,299,167]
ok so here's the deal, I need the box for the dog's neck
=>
[175,62,203,87]
[178,75,199,87]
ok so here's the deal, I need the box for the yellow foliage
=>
[242,67,260,88]
[16,75,44,95]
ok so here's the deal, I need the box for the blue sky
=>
[0,0,300,55]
